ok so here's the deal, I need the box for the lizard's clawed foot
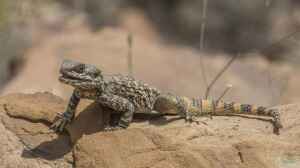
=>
[103,125,124,132]
[185,115,201,125]
[50,112,72,133]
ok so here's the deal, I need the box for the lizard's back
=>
[105,75,161,112]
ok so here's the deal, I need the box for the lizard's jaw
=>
[59,72,87,84]
[59,70,93,81]
[59,73,100,90]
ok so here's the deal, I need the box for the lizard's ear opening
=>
[153,94,180,115]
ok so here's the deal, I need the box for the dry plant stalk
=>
[204,29,300,100]
[199,0,208,95]
[127,33,133,77]
[259,30,300,54]
[204,54,238,99]
[216,84,233,104]
[200,0,208,51]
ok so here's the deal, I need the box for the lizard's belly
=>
[134,107,152,113]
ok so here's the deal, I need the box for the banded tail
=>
[190,99,282,133]
[153,94,282,133]
[214,101,282,129]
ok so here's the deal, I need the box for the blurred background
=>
[0,0,300,106]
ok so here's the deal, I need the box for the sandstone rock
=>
[0,93,73,168]
[0,92,300,168]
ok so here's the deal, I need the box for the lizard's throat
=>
[60,77,105,91]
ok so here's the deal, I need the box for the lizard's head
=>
[59,59,103,90]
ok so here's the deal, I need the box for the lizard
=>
[50,59,282,133]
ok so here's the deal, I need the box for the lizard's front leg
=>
[50,89,81,132]
[97,94,135,131]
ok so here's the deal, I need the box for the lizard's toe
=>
[50,112,73,133]
[50,118,68,133]
[50,121,62,132]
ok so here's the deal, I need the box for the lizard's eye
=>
[75,64,85,73]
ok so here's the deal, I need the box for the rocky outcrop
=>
[0,92,72,168]
[0,92,300,168]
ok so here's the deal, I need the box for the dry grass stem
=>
[205,54,238,99]
[127,32,133,77]
[199,0,208,96]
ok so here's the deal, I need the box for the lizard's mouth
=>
[59,72,99,90]
[59,71,92,83]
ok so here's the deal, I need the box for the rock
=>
[1,92,64,122]
[0,92,300,168]
[0,92,73,168]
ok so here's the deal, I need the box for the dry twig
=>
[205,53,239,99]
[199,0,208,95]
[127,33,133,77]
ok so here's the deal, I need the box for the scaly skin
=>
[50,59,282,133]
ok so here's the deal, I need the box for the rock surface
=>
[0,92,72,168]
[0,92,300,168]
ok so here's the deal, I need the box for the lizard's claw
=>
[185,116,202,125]
[273,120,283,135]
[103,125,124,132]
[50,112,72,133]
[185,115,196,124]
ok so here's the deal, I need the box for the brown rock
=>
[0,92,300,168]
[0,92,73,168]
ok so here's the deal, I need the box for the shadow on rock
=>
[66,102,181,143]
[21,101,183,161]
[147,115,182,126]
[21,101,106,160]
[66,102,110,143]
[21,134,72,160]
